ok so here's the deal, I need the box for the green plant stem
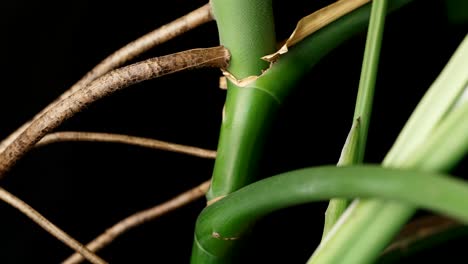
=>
[207,0,277,201]
[192,165,468,263]
[191,1,414,261]
[309,34,468,264]
[353,0,388,162]
[322,0,388,241]
[207,0,415,202]
[323,118,360,238]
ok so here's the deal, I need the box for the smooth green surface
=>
[322,118,360,238]
[207,0,277,200]
[210,0,275,79]
[309,34,468,264]
[208,89,280,199]
[194,166,468,262]
[353,0,388,162]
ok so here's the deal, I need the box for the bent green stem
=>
[193,165,468,263]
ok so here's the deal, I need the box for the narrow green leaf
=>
[385,34,468,166]
[338,118,362,165]
[322,118,360,238]
[323,0,388,240]
[309,34,468,264]
[407,98,468,171]
[353,0,388,162]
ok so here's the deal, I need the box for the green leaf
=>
[309,34,468,264]
[384,34,468,166]
[322,118,360,238]
[352,0,388,162]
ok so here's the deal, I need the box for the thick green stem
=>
[207,0,277,201]
[207,0,414,201]
[193,165,468,263]
[210,0,275,78]
[191,1,414,262]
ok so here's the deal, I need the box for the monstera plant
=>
[0,0,467,263]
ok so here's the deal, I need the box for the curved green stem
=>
[207,0,277,200]
[193,165,468,263]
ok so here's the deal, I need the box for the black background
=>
[0,0,466,263]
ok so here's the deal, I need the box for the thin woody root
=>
[0,3,213,154]
[0,4,218,264]
[37,132,217,159]
[0,46,229,178]
[63,180,210,264]
[0,187,107,264]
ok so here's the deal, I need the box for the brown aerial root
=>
[63,180,210,264]
[0,187,107,264]
[0,3,213,154]
[37,131,217,159]
[0,46,229,178]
